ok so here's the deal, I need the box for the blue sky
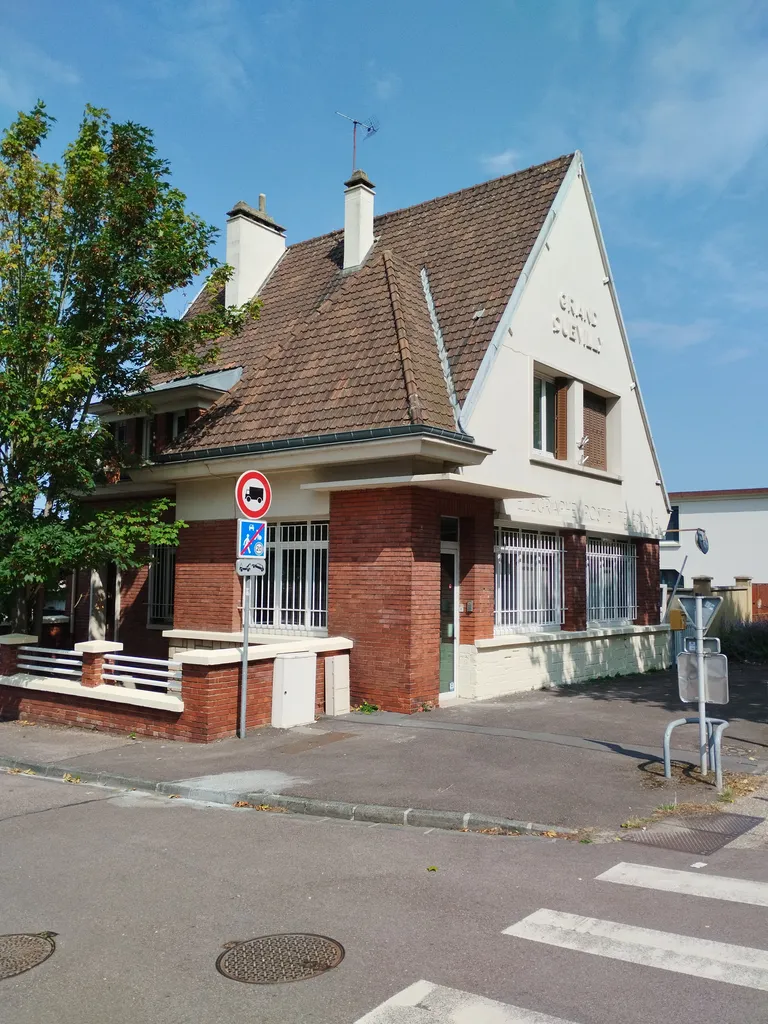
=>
[1,0,766,490]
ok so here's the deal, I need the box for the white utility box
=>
[271,652,317,729]
[324,654,351,716]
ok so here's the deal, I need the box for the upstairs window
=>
[583,391,607,470]
[664,505,680,543]
[533,375,568,459]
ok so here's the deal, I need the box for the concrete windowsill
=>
[529,454,622,484]
[0,672,184,713]
[179,637,353,667]
[478,623,670,650]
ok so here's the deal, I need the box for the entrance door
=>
[439,517,459,696]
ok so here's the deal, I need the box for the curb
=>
[0,755,577,837]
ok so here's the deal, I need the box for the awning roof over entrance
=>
[301,474,543,500]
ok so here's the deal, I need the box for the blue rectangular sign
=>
[237,519,267,559]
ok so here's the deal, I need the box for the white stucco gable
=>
[461,152,669,540]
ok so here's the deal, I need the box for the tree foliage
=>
[0,102,257,628]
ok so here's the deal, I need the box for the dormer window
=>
[172,411,188,439]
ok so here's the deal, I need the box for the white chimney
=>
[225,195,285,307]
[343,169,375,270]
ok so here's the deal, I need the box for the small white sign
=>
[236,558,266,577]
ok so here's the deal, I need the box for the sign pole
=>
[239,574,251,740]
[695,594,708,775]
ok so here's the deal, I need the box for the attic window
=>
[533,375,567,459]
[583,391,607,471]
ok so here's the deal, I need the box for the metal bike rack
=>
[663,716,730,792]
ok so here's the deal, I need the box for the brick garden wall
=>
[328,487,494,713]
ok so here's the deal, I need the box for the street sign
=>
[235,470,272,520]
[677,595,722,634]
[236,558,266,577]
[677,652,729,704]
[684,636,721,654]
[237,519,266,559]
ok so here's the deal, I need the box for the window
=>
[533,376,556,455]
[251,521,329,632]
[111,420,128,447]
[148,544,175,627]
[172,411,188,439]
[664,505,680,543]
[583,391,607,470]
[141,417,155,459]
[587,537,637,624]
[660,569,683,590]
[494,527,564,632]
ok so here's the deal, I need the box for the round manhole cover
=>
[0,933,56,980]
[216,932,345,984]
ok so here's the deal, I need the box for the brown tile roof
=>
[163,153,573,457]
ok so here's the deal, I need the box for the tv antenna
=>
[335,112,379,175]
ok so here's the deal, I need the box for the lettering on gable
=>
[552,293,602,354]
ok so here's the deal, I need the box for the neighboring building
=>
[661,488,768,596]
[76,152,670,713]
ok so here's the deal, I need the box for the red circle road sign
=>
[235,470,272,520]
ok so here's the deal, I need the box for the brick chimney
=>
[225,195,285,307]
[343,169,375,270]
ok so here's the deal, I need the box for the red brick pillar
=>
[562,530,587,631]
[634,539,661,625]
[0,635,38,675]
[458,511,495,644]
[75,640,123,687]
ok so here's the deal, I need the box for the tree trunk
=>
[11,588,28,633]
[31,584,45,640]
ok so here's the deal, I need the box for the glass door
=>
[439,550,457,694]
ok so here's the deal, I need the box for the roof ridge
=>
[284,153,575,253]
[382,248,424,425]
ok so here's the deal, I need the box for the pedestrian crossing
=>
[355,859,768,1022]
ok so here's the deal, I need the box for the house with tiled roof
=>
[76,151,671,726]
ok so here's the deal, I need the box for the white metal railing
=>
[102,653,182,693]
[494,527,564,632]
[17,645,83,680]
[587,537,637,625]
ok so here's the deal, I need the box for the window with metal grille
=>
[664,505,680,543]
[148,544,176,626]
[494,527,564,632]
[587,537,637,624]
[251,521,329,633]
[583,391,607,470]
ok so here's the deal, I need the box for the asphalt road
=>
[2,772,768,1023]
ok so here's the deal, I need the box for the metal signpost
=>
[675,595,723,776]
[234,473,272,740]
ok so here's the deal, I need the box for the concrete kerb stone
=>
[0,755,577,836]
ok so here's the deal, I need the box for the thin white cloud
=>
[604,3,768,188]
[0,36,79,110]
[628,318,717,350]
[373,73,401,101]
[481,149,519,174]
[712,346,752,365]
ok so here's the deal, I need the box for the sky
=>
[1,0,766,490]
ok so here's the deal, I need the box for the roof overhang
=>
[301,474,541,500]
[89,367,243,419]
[128,430,492,484]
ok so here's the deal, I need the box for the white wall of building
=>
[462,158,668,539]
[660,494,768,586]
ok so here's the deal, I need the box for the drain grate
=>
[623,827,729,855]
[0,933,56,981]
[673,813,764,837]
[216,933,344,984]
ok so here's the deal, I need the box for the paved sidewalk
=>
[1,665,766,830]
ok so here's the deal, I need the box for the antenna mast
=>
[335,111,379,175]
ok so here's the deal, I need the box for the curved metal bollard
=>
[663,716,729,791]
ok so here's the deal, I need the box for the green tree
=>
[0,102,257,632]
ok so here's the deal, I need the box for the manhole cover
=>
[0,933,56,980]
[623,827,728,855]
[216,933,344,984]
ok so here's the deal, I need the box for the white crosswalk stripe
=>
[597,861,768,907]
[503,908,768,991]
[354,979,579,1023]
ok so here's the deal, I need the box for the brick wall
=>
[328,487,494,713]
[562,530,587,631]
[174,520,241,632]
[634,538,661,626]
